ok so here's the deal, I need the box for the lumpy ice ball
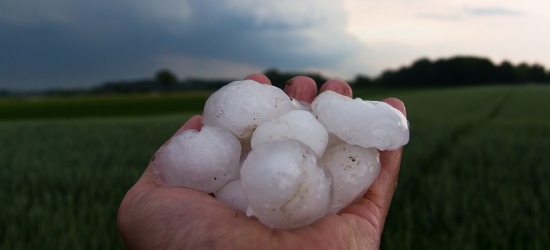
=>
[202,80,296,138]
[153,79,410,230]
[153,126,241,193]
[215,179,249,213]
[290,98,312,112]
[251,110,329,157]
[241,140,331,229]
[322,143,381,213]
[312,90,409,150]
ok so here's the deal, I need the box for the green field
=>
[0,91,212,120]
[1,85,549,249]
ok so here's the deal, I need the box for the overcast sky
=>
[1,0,549,91]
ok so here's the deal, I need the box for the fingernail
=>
[320,79,353,97]
[244,73,271,85]
[284,76,317,103]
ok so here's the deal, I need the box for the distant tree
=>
[0,89,10,97]
[515,63,531,83]
[439,56,497,85]
[377,69,401,87]
[495,61,518,83]
[527,64,547,83]
[263,68,328,89]
[378,56,503,87]
[409,58,435,86]
[263,68,287,89]
[353,74,376,88]
[155,69,178,92]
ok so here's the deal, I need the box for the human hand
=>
[117,73,406,250]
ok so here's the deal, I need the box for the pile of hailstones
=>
[153,79,409,229]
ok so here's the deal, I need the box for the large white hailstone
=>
[215,179,249,213]
[290,98,312,112]
[153,126,242,193]
[241,140,331,229]
[312,90,409,150]
[202,80,296,138]
[321,143,381,213]
[238,136,253,169]
[251,110,329,157]
[326,132,345,150]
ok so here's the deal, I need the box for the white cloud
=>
[342,0,550,75]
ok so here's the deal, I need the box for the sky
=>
[1,0,549,91]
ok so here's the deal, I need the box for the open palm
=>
[118,74,406,250]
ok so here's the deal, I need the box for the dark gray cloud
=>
[0,0,365,90]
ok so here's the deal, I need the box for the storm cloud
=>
[0,0,366,90]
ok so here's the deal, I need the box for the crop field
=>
[0,91,212,120]
[1,85,549,249]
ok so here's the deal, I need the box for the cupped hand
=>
[117,73,406,250]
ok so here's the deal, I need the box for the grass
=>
[381,85,550,249]
[0,115,190,249]
[0,91,211,120]
[1,85,549,249]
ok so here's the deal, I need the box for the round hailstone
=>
[251,110,329,157]
[326,132,345,150]
[321,143,381,213]
[290,98,312,112]
[202,80,296,138]
[153,126,241,193]
[312,90,409,150]
[241,140,331,229]
[215,179,249,213]
[238,136,253,168]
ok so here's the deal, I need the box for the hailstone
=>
[251,110,329,157]
[153,79,410,230]
[240,140,331,229]
[326,132,345,150]
[202,80,296,138]
[321,143,381,213]
[290,98,312,112]
[312,90,409,150]
[215,179,249,213]
[153,125,241,193]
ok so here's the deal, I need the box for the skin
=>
[117,74,407,250]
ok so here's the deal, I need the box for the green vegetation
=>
[5,55,547,98]
[364,56,550,88]
[1,85,549,249]
[382,85,550,249]
[0,92,211,120]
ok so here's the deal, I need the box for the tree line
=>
[3,55,548,97]
[142,56,550,93]
[128,56,549,94]
[355,56,549,88]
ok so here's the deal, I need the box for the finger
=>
[383,97,407,116]
[174,115,203,135]
[283,76,318,103]
[319,79,353,98]
[244,73,272,85]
